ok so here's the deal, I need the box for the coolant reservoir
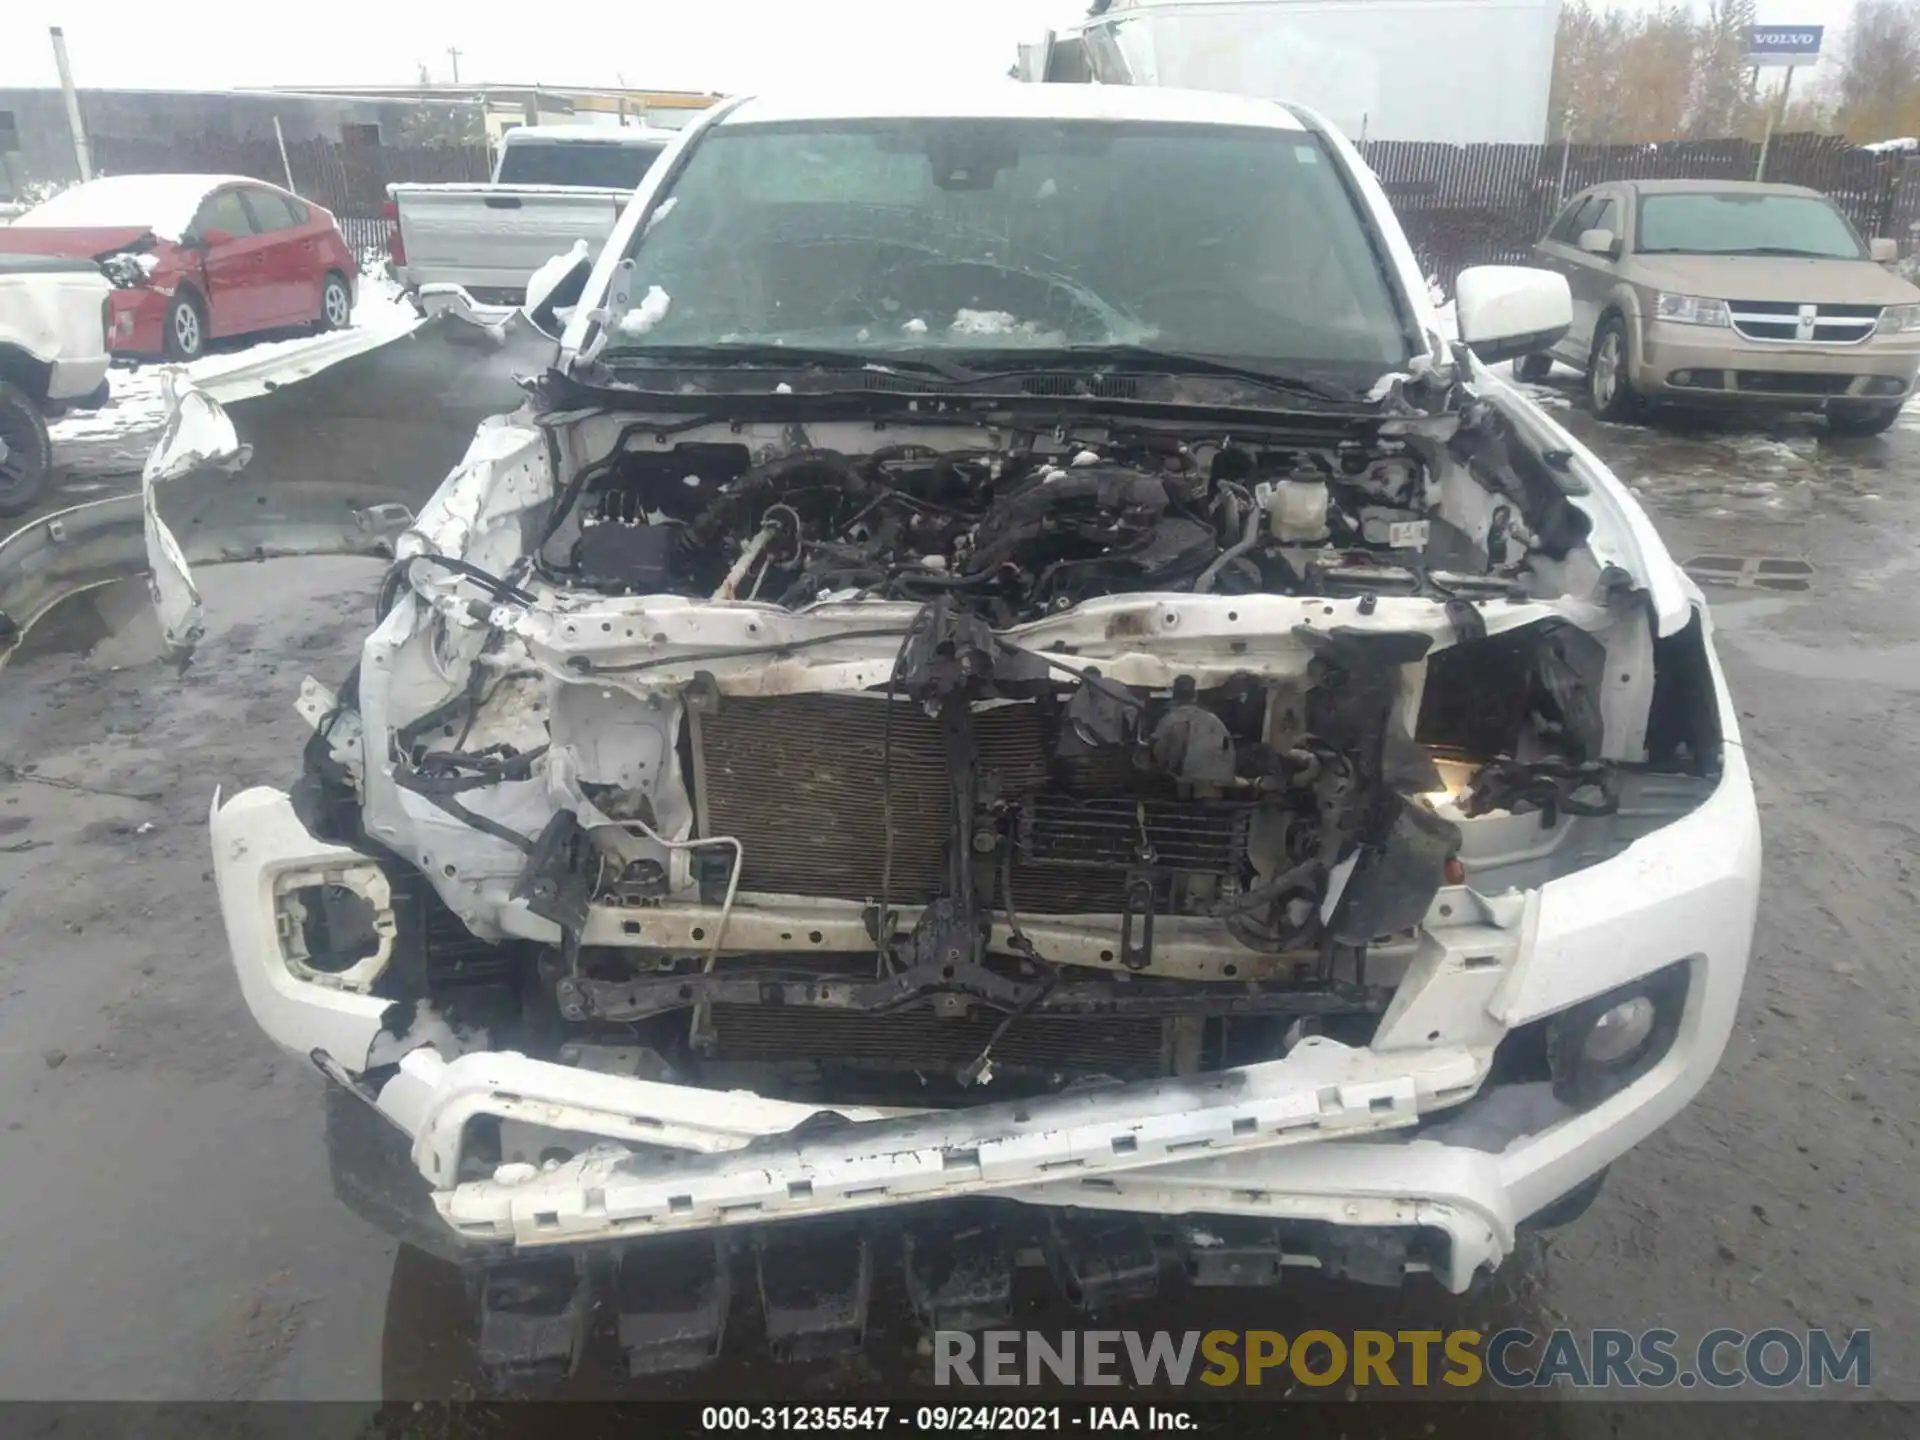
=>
[1268,466,1329,543]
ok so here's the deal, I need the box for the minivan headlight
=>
[1653,292,1731,327]
[1876,303,1920,335]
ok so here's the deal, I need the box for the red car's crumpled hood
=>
[0,225,156,260]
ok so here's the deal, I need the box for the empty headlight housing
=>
[1547,960,1691,1108]
[1875,303,1920,335]
[1652,292,1731,327]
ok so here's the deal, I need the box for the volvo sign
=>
[1743,25,1824,67]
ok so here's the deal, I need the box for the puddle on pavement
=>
[1522,380,1908,524]
[1726,634,1920,690]
[1706,595,1920,688]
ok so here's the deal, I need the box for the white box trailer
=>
[1020,0,1563,146]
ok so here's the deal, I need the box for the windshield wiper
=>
[602,341,1365,406]
[982,345,1364,404]
[605,343,982,382]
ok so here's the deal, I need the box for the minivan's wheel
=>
[1587,314,1641,421]
[318,271,352,331]
[164,291,207,361]
[0,381,53,517]
[1513,353,1554,383]
[1826,401,1902,438]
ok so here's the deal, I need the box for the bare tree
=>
[1832,0,1920,140]
[1690,0,1762,137]
[1549,1,1739,141]
[1548,0,1857,142]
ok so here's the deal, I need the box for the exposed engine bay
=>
[546,414,1575,620]
[294,390,1722,1117]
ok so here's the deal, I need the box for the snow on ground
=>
[49,270,419,450]
[45,366,170,444]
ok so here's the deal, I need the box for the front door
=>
[1559,191,1624,359]
[1535,191,1602,363]
[189,187,270,337]
[239,187,314,325]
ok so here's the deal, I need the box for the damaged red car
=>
[0,173,357,360]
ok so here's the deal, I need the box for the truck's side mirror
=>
[1454,265,1572,364]
[1869,237,1899,263]
[523,241,593,339]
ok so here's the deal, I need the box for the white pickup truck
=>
[190,85,1758,1386]
[0,252,112,516]
[387,125,673,305]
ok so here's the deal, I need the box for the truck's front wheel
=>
[381,1242,486,1399]
[0,380,52,518]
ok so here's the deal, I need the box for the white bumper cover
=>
[211,704,1758,1293]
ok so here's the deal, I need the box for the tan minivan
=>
[1523,179,1920,435]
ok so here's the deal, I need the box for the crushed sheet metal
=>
[141,381,250,659]
[376,1048,918,1186]
[0,309,539,668]
[428,1037,1482,1246]
[503,590,1611,697]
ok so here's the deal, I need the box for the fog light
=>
[1548,960,1690,1108]
[1671,369,1693,386]
[1582,995,1656,1065]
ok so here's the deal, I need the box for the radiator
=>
[692,694,1245,913]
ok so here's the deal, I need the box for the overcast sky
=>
[3,1,1087,93]
[1,0,1857,94]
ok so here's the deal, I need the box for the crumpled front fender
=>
[0,309,547,672]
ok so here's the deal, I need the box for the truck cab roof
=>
[722,83,1310,131]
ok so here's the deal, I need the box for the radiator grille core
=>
[692,694,1246,914]
[695,694,1050,904]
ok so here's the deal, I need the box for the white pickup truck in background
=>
[0,252,112,516]
[386,124,673,304]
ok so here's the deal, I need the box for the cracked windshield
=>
[607,120,1409,371]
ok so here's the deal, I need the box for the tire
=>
[1586,313,1642,422]
[381,1242,487,1400]
[0,380,53,518]
[164,289,207,361]
[1513,352,1554,383]
[1826,401,1902,438]
[318,270,353,332]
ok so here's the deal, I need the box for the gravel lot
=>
[1,364,1916,1432]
